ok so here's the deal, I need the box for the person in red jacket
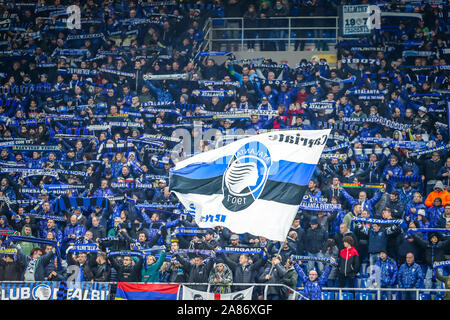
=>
[296,86,308,104]
[337,236,360,290]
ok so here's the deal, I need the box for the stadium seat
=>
[434,294,444,300]
[340,292,354,300]
[322,291,335,300]
[419,293,431,300]
[356,292,373,300]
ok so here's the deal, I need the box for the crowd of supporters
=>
[0,0,448,300]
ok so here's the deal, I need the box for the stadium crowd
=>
[0,0,448,300]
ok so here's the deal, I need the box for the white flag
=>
[181,286,253,300]
[169,129,330,241]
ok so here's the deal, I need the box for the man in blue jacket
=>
[339,184,384,215]
[293,257,335,300]
[63,214,87,258]
[397,252,424,300]
[382,155,404,193]
[374,250,398,300]
[355,222,388,266]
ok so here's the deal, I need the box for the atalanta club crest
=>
[222,141,272,211]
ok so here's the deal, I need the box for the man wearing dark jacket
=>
[410,151,444,195]
[386,191,405,219]
[354,222,389,266]
[67,251,96,282]
[303,216,328,273]
[18,246,57,282]
[98,228,135,252]
[108,253,144,282]
[258,254,287,300]
[198,230,218,250]
[0,250,24,281]
[411,230,450,289]
[381,208,403,261]
[397,233,422,266]
[93,252,111,282]
[281,258,298,300]
[334,223,358,251]
[219,249,266,292]
[174,252,215,291]
[42,245,66,281]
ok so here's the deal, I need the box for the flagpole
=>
[267,244,283,276]
[265,212,311,301]
[267,209,298,277]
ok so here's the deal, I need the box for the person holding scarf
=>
[410,228,450,291]
[0,248,24,281]
[382,155,404,193]
[435,263,450,300]
[293,256,335,300]
[108,252,144,283]
[339,183,385,216]
[17,245,57,282]
[141,245,168,283]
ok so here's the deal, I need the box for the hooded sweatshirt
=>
[208,263,233,294]
[425,181,450,207]
[17,226,37,256]
[337,246,360,278]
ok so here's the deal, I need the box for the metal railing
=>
[206,17,339,51]
[197,17,213,54]
[317,287,449,300]
[1,281,447,300]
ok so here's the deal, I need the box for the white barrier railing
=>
[206,16,339,51]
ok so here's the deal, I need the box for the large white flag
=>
[169,129,330,241]
[181,286,253,300]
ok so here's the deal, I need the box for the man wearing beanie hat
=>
[410,225,450,290]
[303,215,328,273]
[180,93,189,103]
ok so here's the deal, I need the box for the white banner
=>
[341,5,380,36]
[181,286,253,300]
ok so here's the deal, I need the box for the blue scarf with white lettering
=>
[298,202,341,212]
[352,217,403,224]
[291,255,337,266]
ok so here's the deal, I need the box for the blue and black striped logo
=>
[222,141,272,211]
